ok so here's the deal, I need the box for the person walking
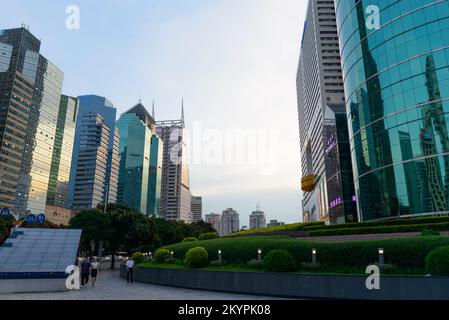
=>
[80,257,91,287]
[90,257,99,287]
[126,257,135,284]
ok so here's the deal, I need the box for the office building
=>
[46,95,78,209]
[0,27,64,217]
[335,0,449,220]
[191,195,203,222]
[68,95,119,209]
[147,133,163,216]
[72,113,111,210]
[267,220,285,228]
[297,0,357,224]
[221,208,239,236]
[116,102,155,214]
[156,105,192,222]
[205,213,221,235]
[249,207,266,230]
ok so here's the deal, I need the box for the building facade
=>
[156,108,192,223]
[221,208,240,236]
[191,195,203,222]
[116,103,155,214]
[0,27,64,217]
[72,113,111,210]
[249,209,267,230]
[335,0,449,220]
[46,95,78,209]
[68,95,119,209]
[267,220,285,228]
[297,0,357,224]
[147,133,163,216]
[205,213,221,235]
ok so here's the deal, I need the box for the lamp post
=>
[378,248,384,265]
[257,249,262,263]
[312,248,317,265]
[171,251,174,259]
[218,250,222,265]
[149,252,153,260]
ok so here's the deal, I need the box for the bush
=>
[247,259,263,269]
[131,252,144,264]
[225,222,325,238]
[155,249,172,263]
[421,229,441,236]
[425,246,449,276]
[198,232,219,241]
[185,247,209,268]
[300,262,322,272]
[263,249,296,272]
[164,258,177,264]
[183,237,198,243]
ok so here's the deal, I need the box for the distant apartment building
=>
[297,0,357,225]
[191,196,203,222]
[116,103,156,215]
[249,208,266,230]
[68,95,119,209]
[267,220,285,228]
[205,213,221,235]
[221,208,240,236]
[71,113,111,210]
[0,27,65,217]
[147,133,163,217]
[156,106,192,222]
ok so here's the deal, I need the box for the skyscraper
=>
[116,103,156,214]
[221,208,239,236]
[334,0,449,220]
[191,196,203,222]
[297,0,357,224]
[68,95,119,209]
[249,207,266,230]
[156,105,192,222]
[0,27,64,217]
[205,213,221,236]
[72,113,111,211]
[147,133,163,217]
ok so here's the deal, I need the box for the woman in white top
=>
[90,257,99,287]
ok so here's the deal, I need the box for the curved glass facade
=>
[335,0,449,220]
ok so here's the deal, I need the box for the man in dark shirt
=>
[80,257,91,287]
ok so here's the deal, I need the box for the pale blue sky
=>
[1,0,307,226]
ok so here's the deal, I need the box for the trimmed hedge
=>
[303,216,449,232]
[183,237,198,243]
[198,232,219,241]
[162,235,449,270]
[155,249,171,263]
[308,222,449,237]
[226,221,325,237]
[131,252,144,264]
[425,246,449,276]
[263,249,296,272]
[185,247,209,268]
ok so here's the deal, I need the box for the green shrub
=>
[198,232,219,241]
[263,249,296,272]
[425,246,449,276]
[131,252,144,264]
[183,237,198,243]
[164,258,178,264]
[300,262,322,272]
[247,259,263,269]
[225,221,325,237]
[421,229,441,236]
[155,249,172,263]
[185,247,209,268]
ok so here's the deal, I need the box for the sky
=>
[1,0,307,227]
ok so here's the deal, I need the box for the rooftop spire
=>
[181,98,185,127]
[152,100,155,119]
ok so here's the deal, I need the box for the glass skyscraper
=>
[147,133,163,216]
[335,0,449,220]
[116,103,155,214]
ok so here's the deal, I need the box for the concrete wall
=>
[0,279,68,294]
[120,265,449,300]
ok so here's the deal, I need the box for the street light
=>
[312,248,317,265]
[218,250,222,264]
[171,251,174,259]
[378,248,384,265]
[257,249,262,262]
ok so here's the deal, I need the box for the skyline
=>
[1,0,307,226]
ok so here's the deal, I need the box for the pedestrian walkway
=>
[0,269,285,300]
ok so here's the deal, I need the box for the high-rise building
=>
[116,103,156,214]
[0,27,64,217]
[334,0,449,221]
[147,133,163,217]
[68,95,119,209]
[72,113,111,210]
[46,95,78,208]
[191,196,203,222]
[297,0,357,224]
[221,208,239,236]
[267,220,285,228]
[156,105,192,222]
[249,208,266,230]
[205,213,221,235]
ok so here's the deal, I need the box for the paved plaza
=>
[0,269,284,300]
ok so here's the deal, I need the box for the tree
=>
[190,220,216,238]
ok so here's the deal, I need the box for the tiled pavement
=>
[0,269,284,300]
